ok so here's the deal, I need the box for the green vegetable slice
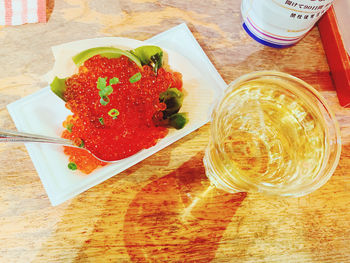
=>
[50,76,67,102]
[97,77,119,106]
[129,72,142,83]
[100,96,110,106]
[131,45,163,73]
[68,162,77,170]
[108,108,120,119]
[66,123,73,133]
[159,88,184,118]
[109,77,119,85]
[72,47,142,68]
[98,117,104,125]
[169,113,188,129]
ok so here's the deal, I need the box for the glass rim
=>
[213,70,342,196]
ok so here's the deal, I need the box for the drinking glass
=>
[204,71,341,197]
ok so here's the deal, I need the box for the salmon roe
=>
[61,55,182,174]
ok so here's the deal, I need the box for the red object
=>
[2,0,46,25]
[62,55,183,172]
[318,6,350,107]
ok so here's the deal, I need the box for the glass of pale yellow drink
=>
[204,71,341,197]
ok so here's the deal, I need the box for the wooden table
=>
[1,1,350,262]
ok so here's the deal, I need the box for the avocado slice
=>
[50,76,67,101]
[131,45,163,73]
[72,47,142,68]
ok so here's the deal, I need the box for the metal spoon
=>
[0,128,110,162]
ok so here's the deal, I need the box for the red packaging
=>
[318,6,350,107]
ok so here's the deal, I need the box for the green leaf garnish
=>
[131,45,163,73]
[129,72,142,83]
[108,108,119,119]
[150,53,163,73]
[68,162,77,170]
[159,88,184,119]
[169,113,188,129]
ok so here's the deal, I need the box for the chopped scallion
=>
[68,162,77,170]
[97,77,107,89]
[109,77,119,85]
[98,85,113,97]
[100,96,110,106]
[98,117,104,125]
[129,72,142,83]
[108,108,120,119]
[97,77,117,106]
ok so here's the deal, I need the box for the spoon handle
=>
[0,129,75,146]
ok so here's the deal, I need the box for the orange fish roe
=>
[62,129,107,174]
[62,55,183,173]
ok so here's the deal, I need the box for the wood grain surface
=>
[1,0,350,262]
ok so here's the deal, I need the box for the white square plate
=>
[7,23,227,206]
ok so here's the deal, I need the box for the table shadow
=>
[123,151,247,262]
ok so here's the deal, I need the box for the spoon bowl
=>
[0,129,113,162]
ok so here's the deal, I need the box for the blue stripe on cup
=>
[242,22,295,49]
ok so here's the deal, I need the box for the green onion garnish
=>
[68,162,77,170]
[129,72,142,83]
[98,117,104,125]
[108,108,120,119]
[97,77,107,89]
[100,96,110,106]
[109,77,119,85]
[98,85,113,97]
[97,77,119,106]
